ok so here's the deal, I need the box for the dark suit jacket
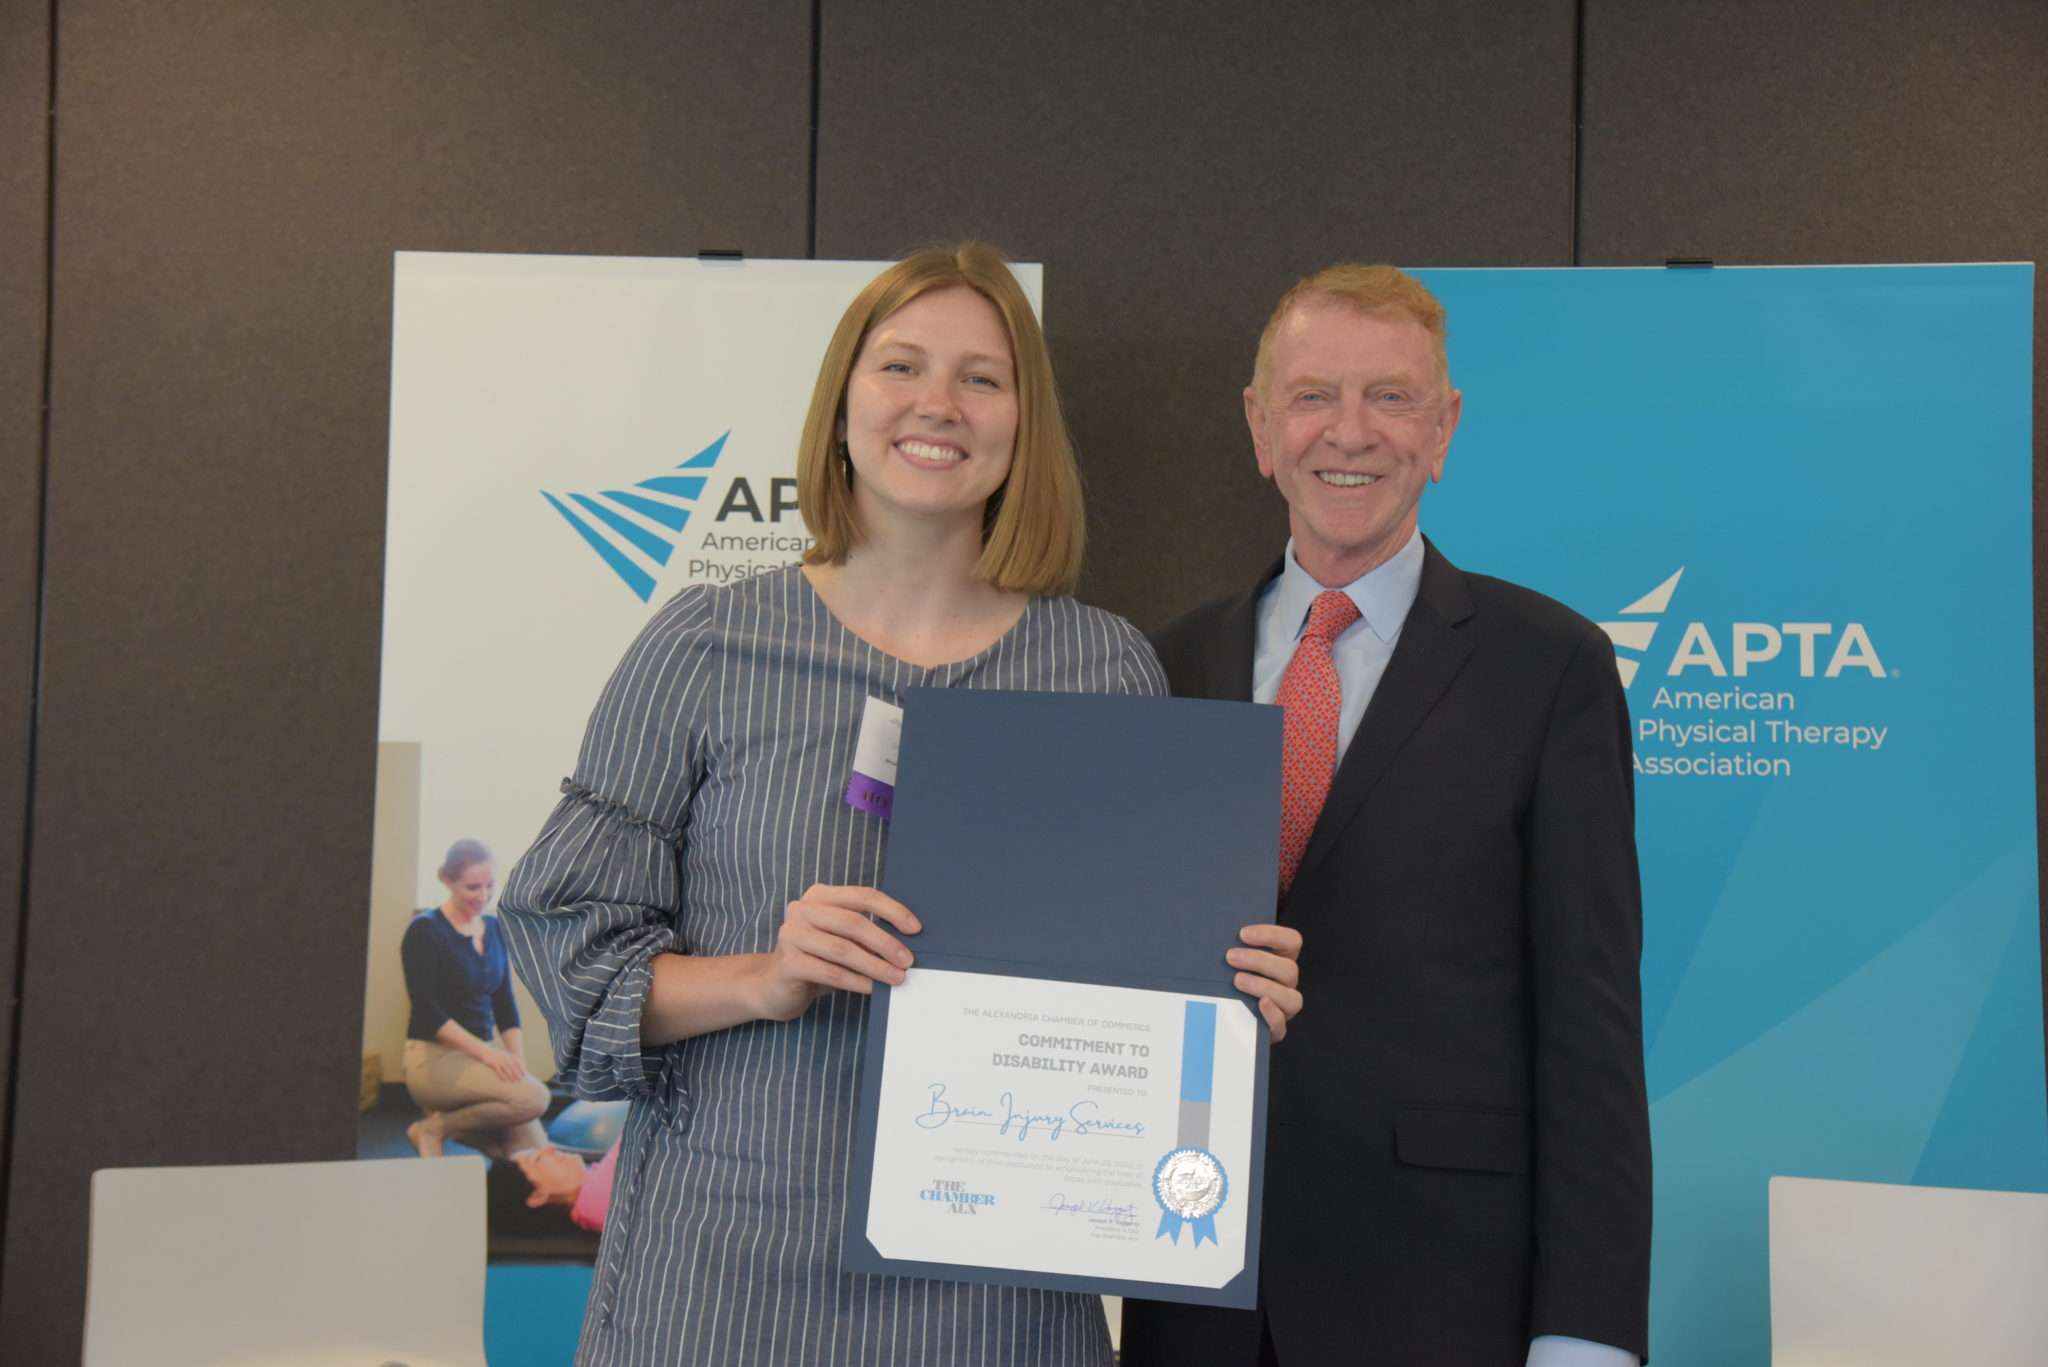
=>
[1121,539,1652,1366]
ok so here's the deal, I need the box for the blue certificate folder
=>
[844,687,1281,1307]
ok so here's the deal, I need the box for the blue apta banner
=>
[1416,264,2042,1366]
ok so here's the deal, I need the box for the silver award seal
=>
[1152,1147,1227,1244]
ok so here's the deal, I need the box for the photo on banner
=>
[355,254,1041,1362]
[1415,263,2044,1367]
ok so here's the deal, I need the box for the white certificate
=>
[860,967,1259,1292]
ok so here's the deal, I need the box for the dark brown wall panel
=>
[1,3,810,1358]
[0,0,50,1235]
[1580,0,2048,271]
[815,0,1579,630]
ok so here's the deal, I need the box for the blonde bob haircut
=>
[1250,263,1452,400]
[797,244,1084,598]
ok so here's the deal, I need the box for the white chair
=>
[85,1156,488,1367]
[1770,1174,2048,1367]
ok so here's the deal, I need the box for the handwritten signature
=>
[914,1084,1147,1141]
[1044,1193,1139,1223]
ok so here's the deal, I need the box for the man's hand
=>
[1230,923,1304,1039]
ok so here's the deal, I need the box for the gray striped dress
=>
[499,566,1167,1366]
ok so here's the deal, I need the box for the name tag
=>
[846,696,904,819]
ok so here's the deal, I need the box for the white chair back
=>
[85,1156,488,1367]
[1770,1174,2048,1367]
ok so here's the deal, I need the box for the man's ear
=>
[1245,387,1274,479]
[1430,388,1462,483]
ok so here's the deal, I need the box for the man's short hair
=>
[1250,264,1451,398]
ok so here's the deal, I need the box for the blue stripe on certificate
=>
[1180,1002,1216,1104]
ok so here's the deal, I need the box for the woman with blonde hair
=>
[500,244,1301,1364]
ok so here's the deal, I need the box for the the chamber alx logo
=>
[1599,568,1685,688]
[541,432,729,602]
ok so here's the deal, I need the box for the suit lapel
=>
[1284,539,1475,903]
[1202,560,1278,703]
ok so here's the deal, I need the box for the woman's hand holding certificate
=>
[758,883,922,1017]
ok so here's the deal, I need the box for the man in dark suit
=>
[1120,266,1651,1367]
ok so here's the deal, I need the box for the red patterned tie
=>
[1276,590,1361,892]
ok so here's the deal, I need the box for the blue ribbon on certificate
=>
[1153,1001,1228,1246]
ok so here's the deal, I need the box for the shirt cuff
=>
[1526,1336,1639,1367]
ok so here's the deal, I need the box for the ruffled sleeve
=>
[1112,615,1169,697]
[498,589,715,1121]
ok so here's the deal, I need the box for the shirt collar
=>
[1273,529,1425,646]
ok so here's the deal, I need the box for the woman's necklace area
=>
[444,904,486,953]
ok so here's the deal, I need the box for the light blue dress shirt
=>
[1253,529,1641,1367]
[1251,530,1426,737]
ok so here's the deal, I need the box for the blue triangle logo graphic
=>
[541,433,730,601]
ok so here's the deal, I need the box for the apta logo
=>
[1598,568,1888,687]
[541,432,728,602]
[1598,569,1685,688]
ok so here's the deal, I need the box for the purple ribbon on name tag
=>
[846,696,904,820]
[846,770,894,820]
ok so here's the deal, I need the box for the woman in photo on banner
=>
[498,243,1303,1365]
[401,839,550,1159]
